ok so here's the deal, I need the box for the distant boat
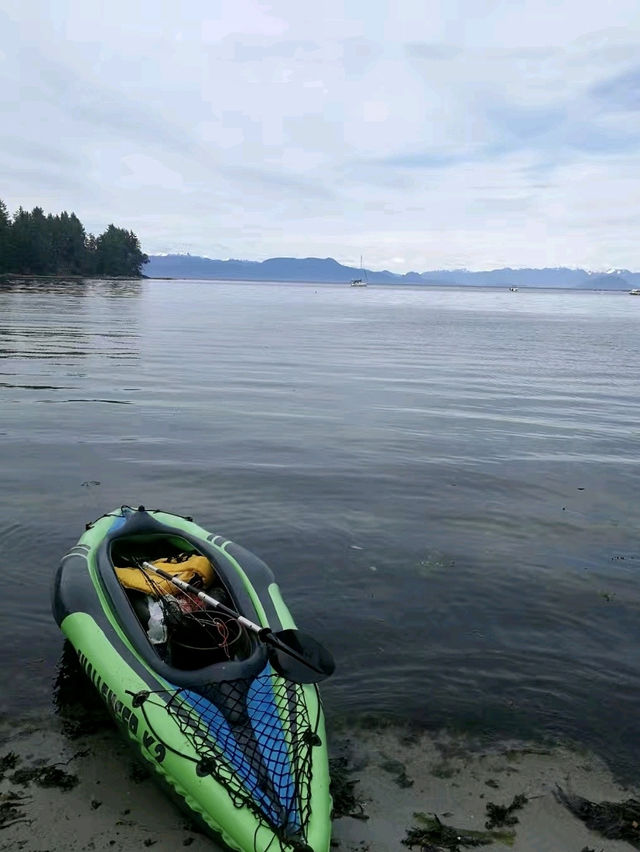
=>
[350,255,368,287]
[629,288,640,295]
[508,287,518,292]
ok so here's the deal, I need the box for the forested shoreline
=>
[0,199,148,278]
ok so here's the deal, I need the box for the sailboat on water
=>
[350,255,368,287]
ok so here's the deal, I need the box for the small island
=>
[0,199,148,279]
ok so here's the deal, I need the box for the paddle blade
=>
[268,629,335,684]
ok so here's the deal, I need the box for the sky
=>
[1,0,640,272]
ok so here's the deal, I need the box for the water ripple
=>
[1,280,640,779]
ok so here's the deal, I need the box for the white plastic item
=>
[147,598,168,644]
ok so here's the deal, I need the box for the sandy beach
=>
[1,712,637,852]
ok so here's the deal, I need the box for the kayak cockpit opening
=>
[109,535,253,670]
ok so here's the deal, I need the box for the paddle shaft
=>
[141,560,265,636]
[139,560,326,675]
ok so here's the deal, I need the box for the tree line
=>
[0,199,148,277]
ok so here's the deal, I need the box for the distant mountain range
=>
[144,255,640,289]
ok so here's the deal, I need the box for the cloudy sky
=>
[2,0,640,271]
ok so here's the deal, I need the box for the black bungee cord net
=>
[127,675,321,852]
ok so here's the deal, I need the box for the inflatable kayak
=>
[52,505,334,852]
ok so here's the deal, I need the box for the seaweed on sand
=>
[485,794,527,829]
[0,791,30,829]
[329,757,368,821]
[0,752,19,783]
[10,763,78,791]
[379,758,414,789]
[53,641,112,737]
[402,812,516,850]
[554,787,640,848]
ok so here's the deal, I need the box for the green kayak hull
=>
[52,506,332,852]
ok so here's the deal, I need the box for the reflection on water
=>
[1,279,640,780]
[0,277,143,297]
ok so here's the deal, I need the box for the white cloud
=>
[1,0,640,269]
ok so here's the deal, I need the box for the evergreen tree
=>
[83,233,98,276]
[53,211,87,274]
[46,212,62,273]
[10,207,33,273]
[0,199,10,273]
[10,207,53,274]
[0,201,147,277]
[95,225,148,277]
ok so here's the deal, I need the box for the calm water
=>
[1,279,639,777]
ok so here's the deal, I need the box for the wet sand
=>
[1,714,637,852]
[329,722,638,851]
